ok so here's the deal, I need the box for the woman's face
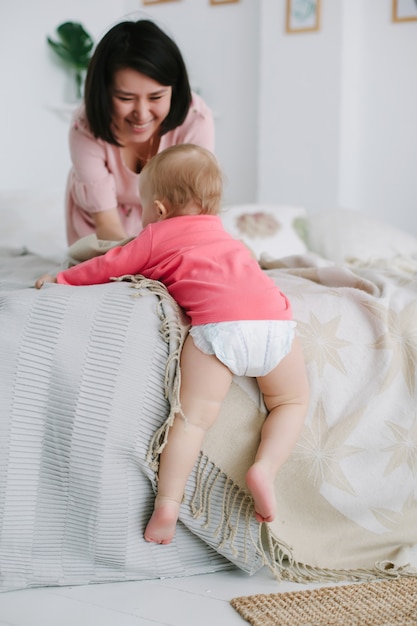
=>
[111,68,172,145]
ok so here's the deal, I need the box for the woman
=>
[66,19,215,245]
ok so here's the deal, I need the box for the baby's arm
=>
[35,229,150,289]
[35,274,57,289]
[34,230,150,288]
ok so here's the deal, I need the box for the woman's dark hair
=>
[84,20,192,145]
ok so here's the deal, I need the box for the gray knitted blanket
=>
[0,249,242,591]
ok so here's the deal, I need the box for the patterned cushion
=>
[220,204,307,261]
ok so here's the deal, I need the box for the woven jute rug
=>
[230,577,417,626]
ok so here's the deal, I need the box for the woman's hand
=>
[35,274,57,289]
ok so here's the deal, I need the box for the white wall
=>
[258,0,343,213]
[258,0,417,234]
[340,0,417,232]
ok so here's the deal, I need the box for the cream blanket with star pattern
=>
[199,253,417,579]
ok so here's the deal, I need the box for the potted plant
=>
[47,21,94,101]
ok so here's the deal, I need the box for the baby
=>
[36,144,310,544]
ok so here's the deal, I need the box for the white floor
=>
[0,565,323,626]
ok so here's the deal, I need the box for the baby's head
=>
[139,144,223,225]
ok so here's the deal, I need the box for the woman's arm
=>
[92,208,128,241]
[68,111,129,241]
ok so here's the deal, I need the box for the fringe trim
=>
[190,453,417,583]
[115,274,417,584]
[270,554,417,584]
[190,453,295,574]
[191,454,258,559]
[112,274,189,472]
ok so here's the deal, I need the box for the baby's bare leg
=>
[246,337,309,523]
[145,335,233,544]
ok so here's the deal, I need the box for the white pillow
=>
[306,208,417,263]
[0,188,67,261]
[220,204,307,260]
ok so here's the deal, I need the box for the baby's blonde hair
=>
[141,144,223,215]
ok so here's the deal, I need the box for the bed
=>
[1,192,417,592]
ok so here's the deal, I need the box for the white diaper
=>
[189,320,296,377]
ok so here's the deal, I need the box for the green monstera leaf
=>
[47,22,94,99]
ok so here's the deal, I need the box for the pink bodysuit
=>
[57,215,292,325]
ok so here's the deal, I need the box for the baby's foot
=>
[144,496,181,545]
[246,462,277,523]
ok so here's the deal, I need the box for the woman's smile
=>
[128,118,155,133]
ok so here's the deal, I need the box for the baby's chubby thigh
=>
[178,333,233,431]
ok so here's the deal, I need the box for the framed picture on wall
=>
[392,0,417,22]
[210,0,240,4]
[286,0,321,34]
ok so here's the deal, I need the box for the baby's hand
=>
[35,274,57,289]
